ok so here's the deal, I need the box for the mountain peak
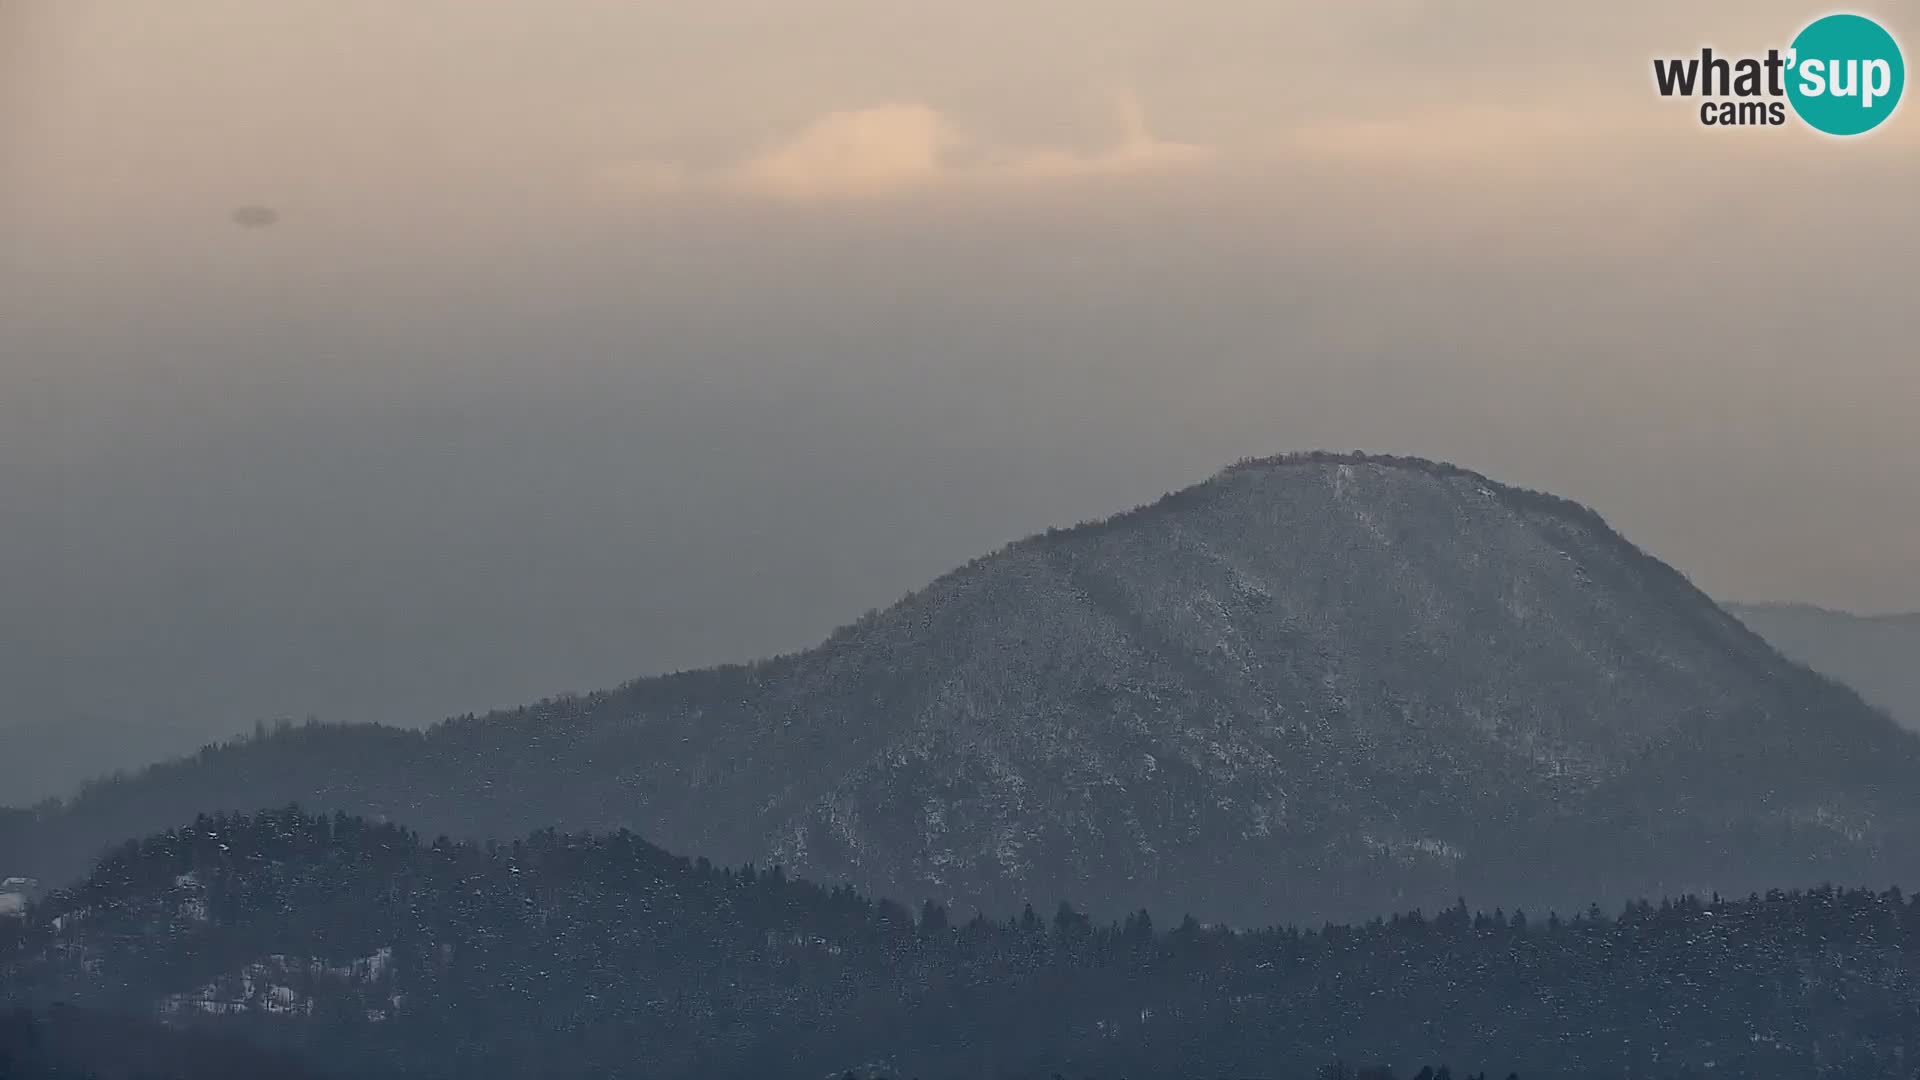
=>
[1021,451,1622,557]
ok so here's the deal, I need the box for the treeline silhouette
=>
[5,809,1917,1079]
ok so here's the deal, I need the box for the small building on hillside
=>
[0,876,38,916]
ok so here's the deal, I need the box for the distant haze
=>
[1730,604,1920,732]
[3,1,1917,800]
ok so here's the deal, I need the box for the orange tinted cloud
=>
[592,95,1213,201]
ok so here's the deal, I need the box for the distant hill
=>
[5,453,1918,926]
[1726,602,1920,732]
[3,809,1916,1080]
[0,714,249,808]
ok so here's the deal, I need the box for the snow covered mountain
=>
[8,453,1919,925]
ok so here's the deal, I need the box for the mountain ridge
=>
[1729,600,1920,623]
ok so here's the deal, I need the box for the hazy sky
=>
[3,1,1917,795]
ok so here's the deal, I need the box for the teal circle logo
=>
[1787,14,1905,135]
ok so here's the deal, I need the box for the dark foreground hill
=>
[7,453,1920,925]
[1728,602,1920,732]
[0,1002,327,1080]
[4,810,1917,1080]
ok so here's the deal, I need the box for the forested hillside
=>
[4,810,1915,1080]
